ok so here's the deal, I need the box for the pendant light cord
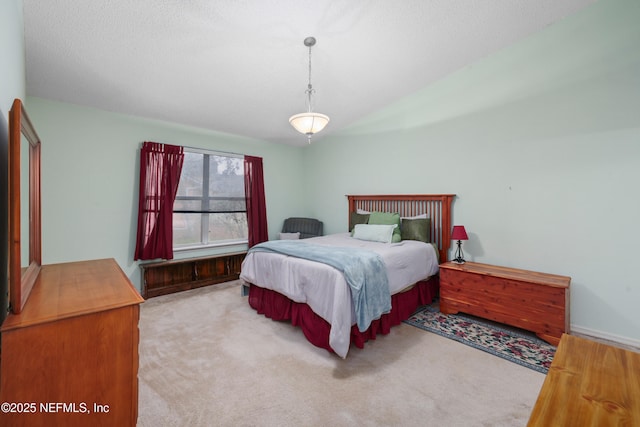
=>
[306,43,314,112]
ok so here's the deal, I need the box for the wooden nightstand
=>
[439,261,570,346]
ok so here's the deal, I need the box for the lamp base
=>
[452,240,465,264]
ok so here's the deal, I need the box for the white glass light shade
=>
[289,112,330,136]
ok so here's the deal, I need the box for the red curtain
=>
[244,155,268,247]
[134,141,184,260]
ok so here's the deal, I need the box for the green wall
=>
[0,0,25,117]
[303,0,640,345]
[26,98,306,290]
[0,0,25,323]
[5,0,640,346]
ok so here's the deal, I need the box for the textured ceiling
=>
[23,0,595,146]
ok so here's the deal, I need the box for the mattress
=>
[240,232,439,357]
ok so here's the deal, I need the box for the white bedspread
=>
[240,233,439,358]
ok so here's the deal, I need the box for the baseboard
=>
[571,325,640,351]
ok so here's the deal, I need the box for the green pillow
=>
[401,218,431,243]
[368,211,401,243]
[349,212,370,232]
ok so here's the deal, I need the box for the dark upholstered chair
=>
[281,217,323,239]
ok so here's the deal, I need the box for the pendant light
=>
[289,36,330,143]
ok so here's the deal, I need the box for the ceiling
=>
[23,0,595,146]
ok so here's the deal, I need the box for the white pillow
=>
[279,232,300,240]
[356,208,370,214]
[352,224,397,243]
[402,213,428,219]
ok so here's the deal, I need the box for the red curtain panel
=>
[244,155,268,247]
[134,141,184,260]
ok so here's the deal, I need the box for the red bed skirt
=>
[247,277,439,355]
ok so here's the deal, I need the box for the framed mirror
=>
[9,98,42,314]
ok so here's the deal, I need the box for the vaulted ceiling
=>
[23,0,595,146]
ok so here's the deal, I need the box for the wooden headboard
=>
[347,194,456,262]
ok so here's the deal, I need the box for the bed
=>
[240,194,455,357]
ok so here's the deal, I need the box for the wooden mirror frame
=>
[9,99,42,314]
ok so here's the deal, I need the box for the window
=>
[173,149,248,249]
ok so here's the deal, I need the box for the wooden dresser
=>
[0,258,144,427]
[439,262,570,345]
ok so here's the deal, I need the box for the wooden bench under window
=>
[140,252,246,298]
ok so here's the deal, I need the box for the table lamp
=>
[451,225,468,264]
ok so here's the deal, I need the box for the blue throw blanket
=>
[249,240,391,332]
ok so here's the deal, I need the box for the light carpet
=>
[137,281,545,427]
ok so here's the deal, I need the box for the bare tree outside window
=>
[173,150,248,249]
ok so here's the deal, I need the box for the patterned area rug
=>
[404,301,556,374]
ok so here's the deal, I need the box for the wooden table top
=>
[440,261,571,288]
[528,333,640,426]
[1,258,144,331]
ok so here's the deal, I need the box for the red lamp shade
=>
[451,225,468,241]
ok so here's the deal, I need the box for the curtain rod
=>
[145,141,245,158]
[180,144,245,158]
